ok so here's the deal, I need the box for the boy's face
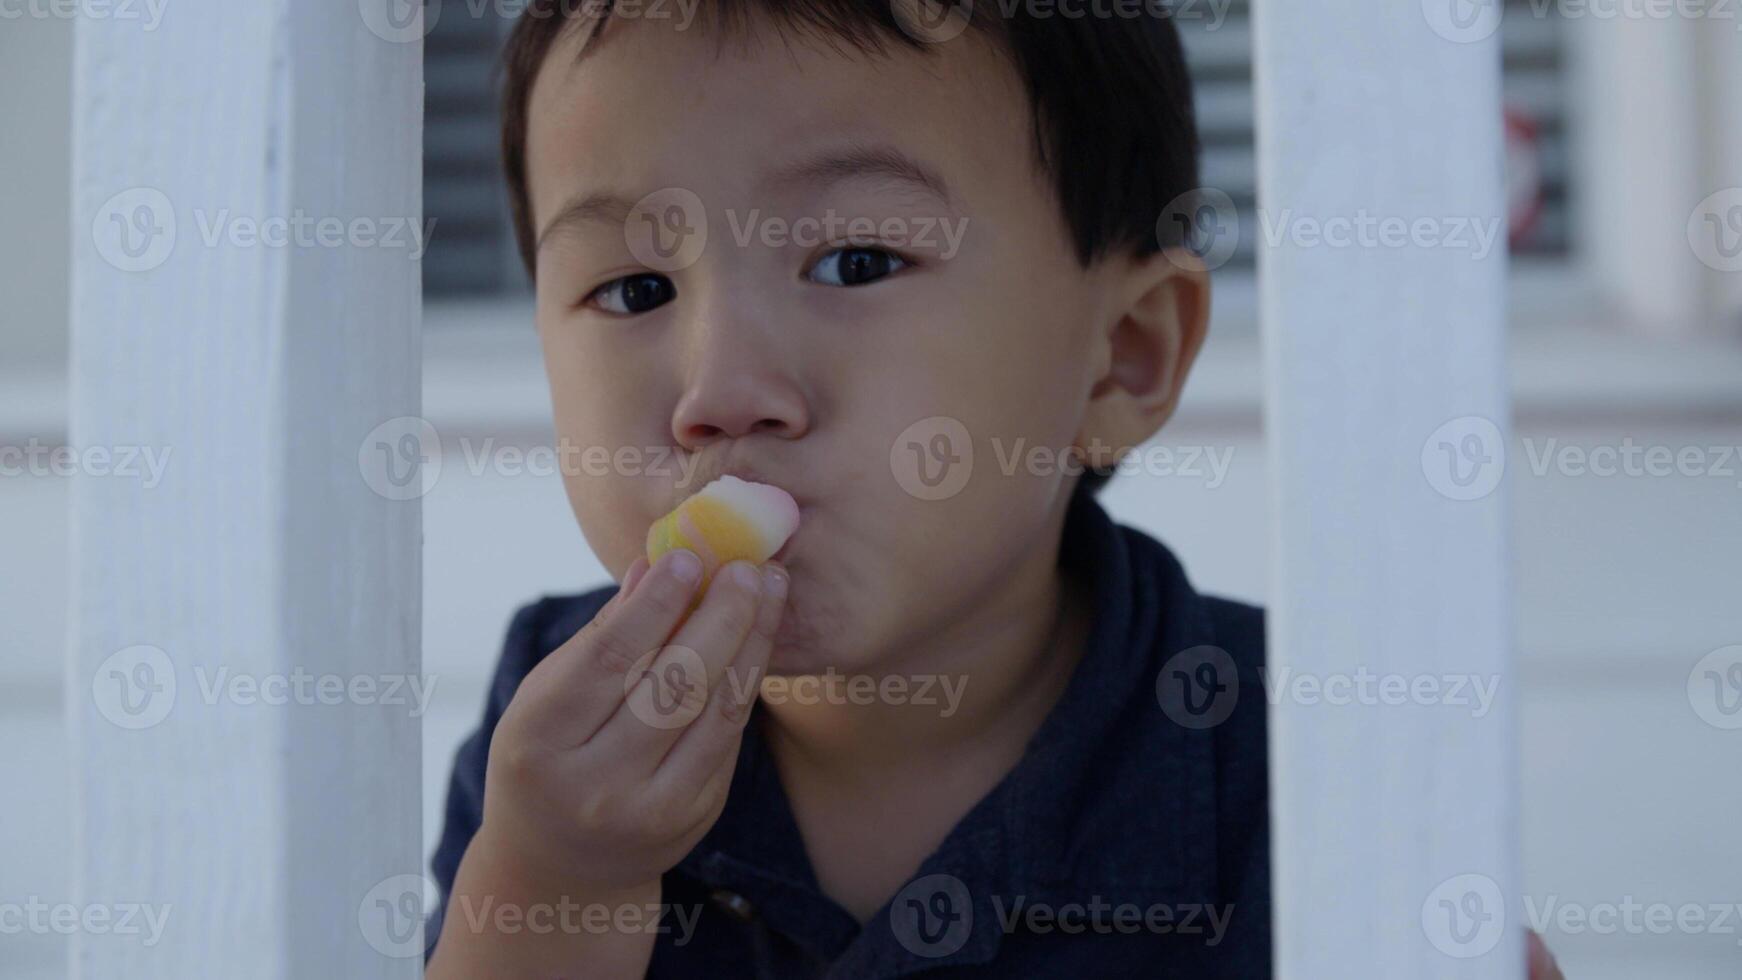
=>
[525,15,1136,674]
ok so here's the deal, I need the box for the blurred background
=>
[4,1,1740,976]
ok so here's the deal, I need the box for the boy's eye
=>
[588,273,675,315]
[806,247,910,287]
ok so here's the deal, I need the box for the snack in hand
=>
[646,476,800,589]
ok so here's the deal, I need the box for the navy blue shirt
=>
[430,491,1271,977]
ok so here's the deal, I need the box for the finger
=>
[619,557,651,599]
[514,549,704,745]
[1527,931,1564,980]
[654,563,786,790]
[590,560,766,767]
[589,557,650,624]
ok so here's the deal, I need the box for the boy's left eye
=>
[805,247,910,287]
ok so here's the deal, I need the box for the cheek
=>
[540,332,672,580]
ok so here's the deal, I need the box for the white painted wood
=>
[1250,3,1520,977]
[1566,14,1706,333]
[68,4,423,978]
[1698,16,1742,331]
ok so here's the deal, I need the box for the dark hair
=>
[499,0,1203,498]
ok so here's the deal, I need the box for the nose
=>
[670,313,810,450]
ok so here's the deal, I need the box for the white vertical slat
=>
[1567,14,1706,332]
[1250,3,1519,978]
[69,4,423,978]
[1699,16,1742,330]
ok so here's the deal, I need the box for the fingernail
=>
[669,550,703,585]
[763,565,788,600]
[730,562,762,594]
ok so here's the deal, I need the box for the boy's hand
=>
[428,550,785,976]
[482,549,786,895]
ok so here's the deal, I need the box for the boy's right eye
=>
[588,273,676,316]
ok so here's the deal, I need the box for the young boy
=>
[426,3,1559,977]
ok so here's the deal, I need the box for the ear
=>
[1073,248,1211,470]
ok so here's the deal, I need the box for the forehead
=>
[522,12,1040,229]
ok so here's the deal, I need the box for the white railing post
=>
[69,3,424,977]
[1250,1,1520,977]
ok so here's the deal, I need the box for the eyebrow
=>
[535,142,957,256]
[759,142,956,210]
